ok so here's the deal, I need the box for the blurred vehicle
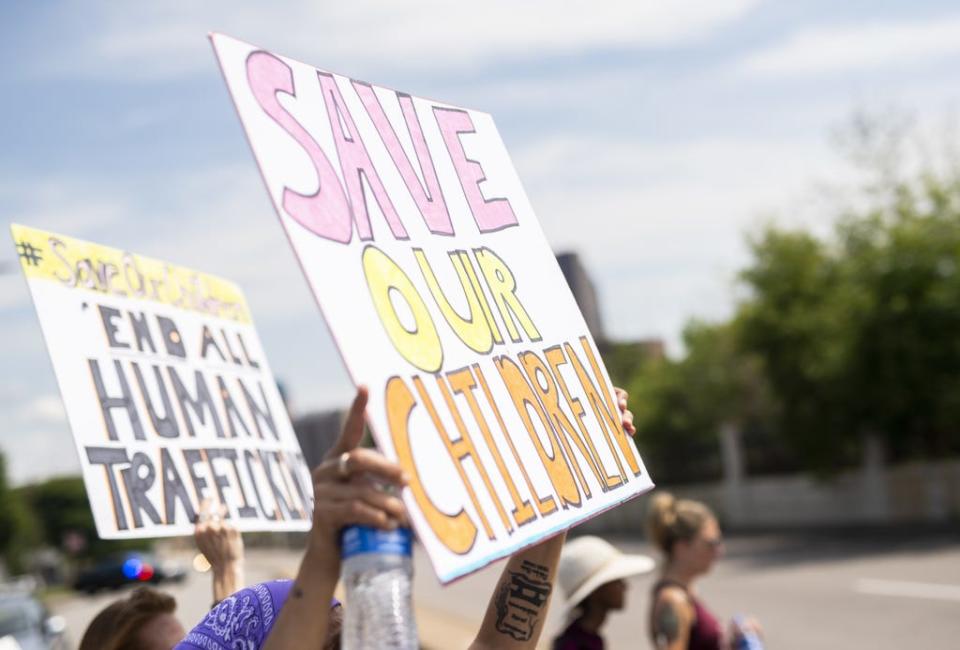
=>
[0,588,66,650]
[73,553,186,594]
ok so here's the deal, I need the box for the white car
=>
[0,590,66,650]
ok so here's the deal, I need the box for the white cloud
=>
[0,428,80,485]
[0,276,29,310]
[510,132,854,348]
[18,395,66,424]
[1,177,147,308]
[30,0,759,81]
[738,15,960,77]
[1,177,131,235]
[514,133,844,230]
[1,162,352,420]
[1,165,310,322]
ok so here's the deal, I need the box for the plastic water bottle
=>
[341,525,418,650]
[732,615,765,650]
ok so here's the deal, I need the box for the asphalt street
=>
[49,529,960,649]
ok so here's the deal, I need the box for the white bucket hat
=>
[558,536,656,614]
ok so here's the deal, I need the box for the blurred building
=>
[556,252,605,342]
[556,251,665,367]
[293,410,344,470]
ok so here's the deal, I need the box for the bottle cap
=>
[341,525,413,559]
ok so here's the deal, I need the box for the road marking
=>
[855,578,960,602]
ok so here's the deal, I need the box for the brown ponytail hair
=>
[646,491,714,556]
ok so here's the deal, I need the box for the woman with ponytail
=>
[645,493,760,650]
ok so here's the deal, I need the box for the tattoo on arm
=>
[654,601,681,648]
[494,560,552,641]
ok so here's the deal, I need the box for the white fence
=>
[580,457,960,534]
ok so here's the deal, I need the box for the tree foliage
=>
[738,129,960,469]
[737,228,864,470]
[17,476,150,562]
[0,466,153,577]
[613,116,960,477]
[619,321,773,483]
[0,452,41,575]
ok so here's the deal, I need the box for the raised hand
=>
[194,499,245,604]
[308,386,409,552]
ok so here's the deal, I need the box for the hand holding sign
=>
[615,387,636,435]
[308,386,409,556]
[194,499,245,603]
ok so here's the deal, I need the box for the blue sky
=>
[2,1,959,483]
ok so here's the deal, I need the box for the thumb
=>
[326,385,369,459]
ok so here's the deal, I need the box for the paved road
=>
[417,530,960,649]
[49,530,960,649]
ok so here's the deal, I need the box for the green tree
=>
[19,476,149,562]
[0,452,41,575]
[737,121,960,470]
[839,169,960,458]
[627,320,773,483]
[737,228,864,471]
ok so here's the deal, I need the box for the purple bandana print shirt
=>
[176,579,341,649]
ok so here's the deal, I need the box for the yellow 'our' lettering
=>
[362,246,443,372]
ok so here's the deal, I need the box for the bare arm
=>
[194,500,245,605]
[263,387,408,650]
[469,531,566,650]
[262,540,341,650]
[651,589,693,650]
[469,386,633,650]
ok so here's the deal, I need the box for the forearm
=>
[262,542,340,650]
[211,560,244,604]
[470,531,567,650]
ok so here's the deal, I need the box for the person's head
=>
[79,586,185,650]
[559,536,655,621]
[646,492,723,575]
[580,578,628,614]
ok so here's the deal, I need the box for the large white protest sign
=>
[211,33,654,583]
[11,224,313,539]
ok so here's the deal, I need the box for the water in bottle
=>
[341,525,418,650]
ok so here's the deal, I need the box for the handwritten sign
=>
[211,33,654,582]
[11,224,312,538]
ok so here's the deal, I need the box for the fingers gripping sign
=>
[195,499,244,567]
[614,387,636,436]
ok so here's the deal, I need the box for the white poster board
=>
[11,224,313,538]
[211,33,654,583]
